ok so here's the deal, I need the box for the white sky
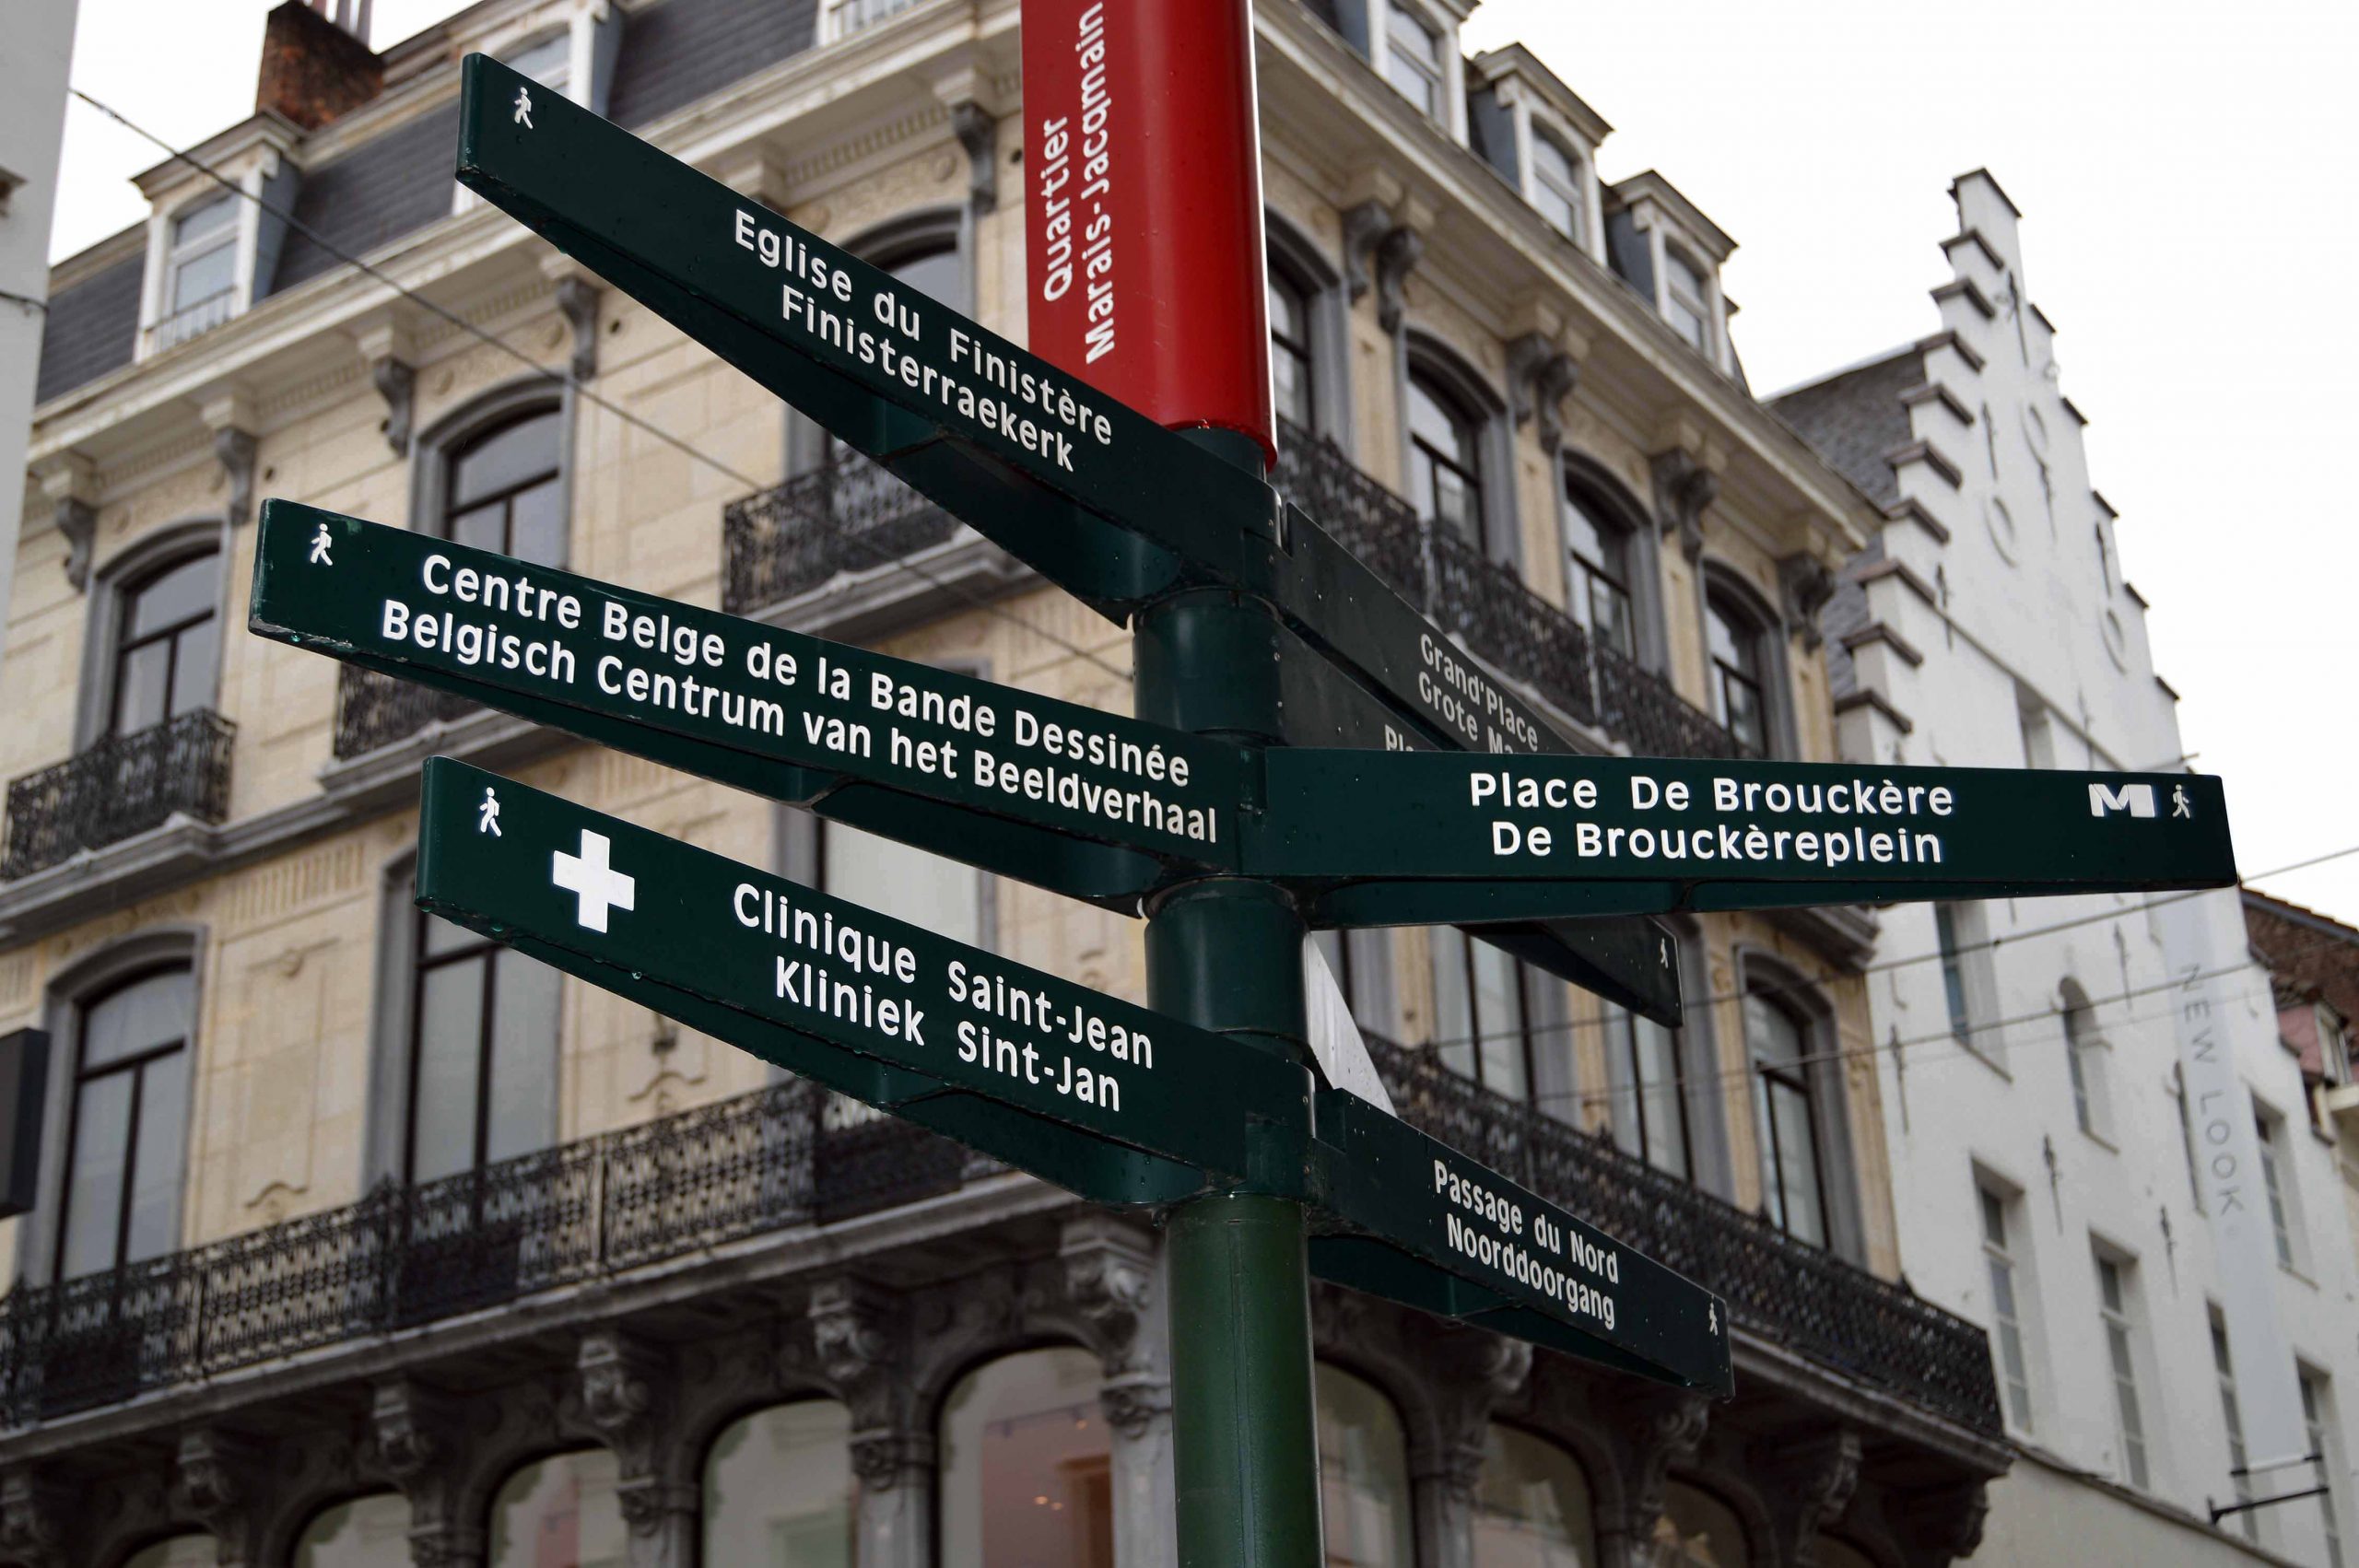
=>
[45,0,2359,922]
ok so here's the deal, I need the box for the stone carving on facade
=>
[1650,446,1718,563]
[1887,1477,1990,1567]
[1607,1385,1710,1534]
[810,1276,900,1399]
[214,426,261,531]
[0,1468,69,1568]
[950,101,999,213]
[554,277,601,384]
[1778,551,1838,649]
[174,1426,266,1565]
[1753,1424,1861,1565]
[371,355,417,456]
[35,451,101,591]
[1344,199,1425,334]
[1507,333,1579,453]
[850,1429,938,1492]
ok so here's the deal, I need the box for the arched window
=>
[1744,982,1828,1247]
[702,1398,856,1565]
[120,1537,216,1568]
[938,1347,1114,1566]
[1560,479,1636,659]
[1269,263,1318,432]
[108,549,221,738]
[1473,1422,1595,1566]
[1703,586,1770,755]
[1316,1363,1414,1568]
[1405,369,1485,544]
[441,405,565,566]
[2060,978,2108,1138]
[1430,928,1538,1102]
[1652,1480,1749,1566]
[1529,133,1585,246]
[1603,1000,1690,1181]
[293,1492,410,1567]
[405,904,560,1185]
[487,1449,625,1568]
[56,965,194,1279]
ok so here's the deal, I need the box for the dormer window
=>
[1663,248,1711,353]
[157,195,239,351]
[1384,3,1445,117]
[503,31,572,92]
[1530,133,1584,245]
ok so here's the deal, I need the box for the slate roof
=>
[1767,346,1919,509]
[34,252,144,404]
[35,0,822,407]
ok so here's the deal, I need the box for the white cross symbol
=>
[552,829,633,932]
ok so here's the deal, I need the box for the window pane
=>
[295,1492,412,1568]
[487,1449,626,1568]
[1743,993,1802,1068]
[124,1047,190,1262]
[1407,377,1473,465]
[1634,1016,1689,1180]
[486,949,559,1166]
[1473,1423,1593,1567]
[84,970,194,1067]
[112,638,172,735]
[173,195,236,245]
[1471,941,1527,1101]
[60,1071,134,1278]
[1655,1480,1748,1567]
[168,622,220,720]
[883,244,962,305]
[452,411,562,508]
[422,912,479,958]
[1769,1082,1826,1245]
[1429,926,1475,1081]
[508,475,567,567]
[1387,2,1439,65]
[130,556,220,637]
[448,499,507,555]
[823,821,982,949]
[170,241,237,309]
[938,1348,1112,1568]
[703,1400,856,1568]
[412,957,487,1183]
[1317,1363,1414,1568]
[1705,597,1757,676]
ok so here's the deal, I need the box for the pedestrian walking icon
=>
[2173,785,2192,819]
[477,787,501,837]
[310,521,333,566]
[513,87,534,128]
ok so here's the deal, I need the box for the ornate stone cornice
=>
[850,1428,937,1491]
[1507,332,1579,452]
[32,451,100,591]
[370,357,417,457]
[368,1377,457,1485]
[1061,1214,1156,1375]
[0,1467,71,1568]
[1753,1425,1860,1565]
[173,1426,265,1561]
[1343,199,1424,334]
[950,100,999,213]
[809,1276,903,1403]
[1778,551,1837,648]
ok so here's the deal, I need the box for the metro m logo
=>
[2088,782,2157,819]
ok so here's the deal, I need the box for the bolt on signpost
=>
[243,38,2249,1568]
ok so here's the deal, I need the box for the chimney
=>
[256,0,383,132]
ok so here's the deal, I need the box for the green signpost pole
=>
[1140,561,1326,1561]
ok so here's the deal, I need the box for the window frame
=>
[1661,245,1713,354]
[161,193,239,322]
[787,210,970,479]
[73,521,227,753]
[411,380,574,570]
[1527,128,1587,247]
[19,929,205,1287]
[1401,335,1518,567]
[2211,1307,2257,1537]
[1381,0,1446,119]
[1697,565,1789,758]
[2256,1106,2299,1271]
[53,964,196,1281]
[2301,1367,2346,1568]
[1978,1181,2035,1433]
[1602,998,1694,1180]
[2094,1247,2152,1490]
[1266,211,1353,451]
[1428,926,1544,1106]
[1560,454,1668,672]
[1736,952,1862,1259]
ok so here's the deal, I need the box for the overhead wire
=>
[64,85,1136,685]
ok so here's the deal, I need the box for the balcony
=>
[722,448,957,616]
[1364,1034,2002,1435]
[1,711,236,881]
[0,1081,968,1423]
[1273,418,1752,759]
[147,291,238,356]
[0,1036,1998,1436]
[333,663,480,760]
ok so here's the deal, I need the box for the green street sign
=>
[1309,1090,1731,1395]
[252,502,1248,907]
[456,54,1272,621]
[415,757,1310,1207]
[1251,751,2238,920]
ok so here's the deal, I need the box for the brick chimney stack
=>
[256,0,383,132]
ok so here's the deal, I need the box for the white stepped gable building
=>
[1775,170,2359,1566]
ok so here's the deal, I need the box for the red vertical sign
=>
[1024,0,1274,467]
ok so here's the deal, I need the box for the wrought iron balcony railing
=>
[722,449,958,615]
[333,663,480,760]
[1,711,236,880]
[1363,1034,2003,1435]
[0,1080,966,1424]
[1272,418,1751,760]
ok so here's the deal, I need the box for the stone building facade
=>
[1777,175,2359,1566]
[0,1,2004,1563]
